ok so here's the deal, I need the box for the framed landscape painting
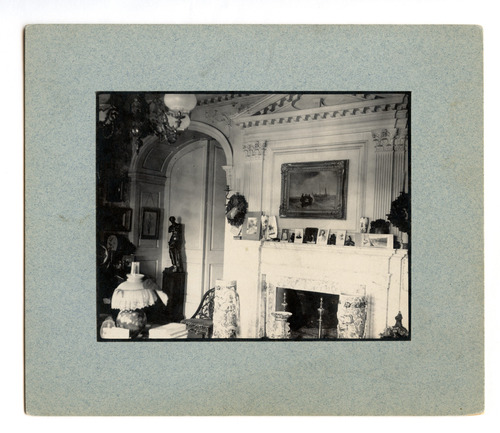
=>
[279,160,348,219]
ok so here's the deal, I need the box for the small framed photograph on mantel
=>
[303,227,318,244]
[242,212,262,241]
[292,228,304,243]
[336,230,346,246]
[361,233,394,249]
[317,229,329,245]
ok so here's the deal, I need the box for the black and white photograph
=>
[19,17,489,419]
[96,91,410,341]
[317,229,329,245]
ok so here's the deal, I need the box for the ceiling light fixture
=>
[98,93,198,153]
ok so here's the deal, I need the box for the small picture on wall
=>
[303,227,319,244]
[99,206,132,232]
[242,212,262,240]
[141,208,160,239]
[293,229,303,243]
[317,229,329,245]
[281,229,289,241]
[336,230,346,246]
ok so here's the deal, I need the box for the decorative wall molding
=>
[236,96,404,129]
[393,128,408,150]
[372,128,395,151]
[196,94,251,106]
[129,171,167,186]
[252,94,301,116]
[203,108,233,127]
[243,140,267,159]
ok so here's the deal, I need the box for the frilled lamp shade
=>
[111,270,158,336]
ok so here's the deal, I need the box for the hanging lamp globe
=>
[163,94,197,113]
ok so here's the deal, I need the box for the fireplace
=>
[275,287,339,339]
[224,239,408,339]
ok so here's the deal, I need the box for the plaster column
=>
[391,131,409,240]
[372,129,395,221]
[392,130,408,199]
[395,95,409,194]
[242,140,267,212]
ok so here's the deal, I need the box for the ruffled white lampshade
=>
[111,274,158,311]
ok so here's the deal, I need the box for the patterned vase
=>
[337,295,368,339]
[212,280,239,338]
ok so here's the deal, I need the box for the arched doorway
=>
[127,122,232,319]
[164,137,227,317]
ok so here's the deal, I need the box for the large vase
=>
[212,280,239,338]
[337,295,368,339]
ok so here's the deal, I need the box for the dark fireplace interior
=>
[275,287,339,339]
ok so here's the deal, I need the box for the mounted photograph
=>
[96,92,410,341]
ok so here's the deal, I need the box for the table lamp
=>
[111,261,157,337]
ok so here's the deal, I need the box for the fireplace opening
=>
[275,287,339,339]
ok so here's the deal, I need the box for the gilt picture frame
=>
[279,160,348,219]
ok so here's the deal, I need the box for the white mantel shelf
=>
[261,241,408,257]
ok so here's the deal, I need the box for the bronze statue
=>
[168,216,183,272]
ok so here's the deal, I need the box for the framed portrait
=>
[141,207,160,239]
[279,160,348,219]
[242,212,262,240]
[317,229,329,245]
[336,230,346,246]
[327,232,337,245]
[99,206,132,232]
[292,228,304,243]
[106,177,126,202]
[281,229,289,241]
[303,227,319,244]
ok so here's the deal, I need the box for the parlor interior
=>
[96,92,410,340]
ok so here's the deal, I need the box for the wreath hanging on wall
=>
[225,193,248,227]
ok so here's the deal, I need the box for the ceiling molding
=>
[236,95,406,129]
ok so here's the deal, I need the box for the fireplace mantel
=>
[224,239,409,339]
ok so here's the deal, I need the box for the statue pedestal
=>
[162,268,186,322]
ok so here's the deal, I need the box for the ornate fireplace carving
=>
[259,242,408,339]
